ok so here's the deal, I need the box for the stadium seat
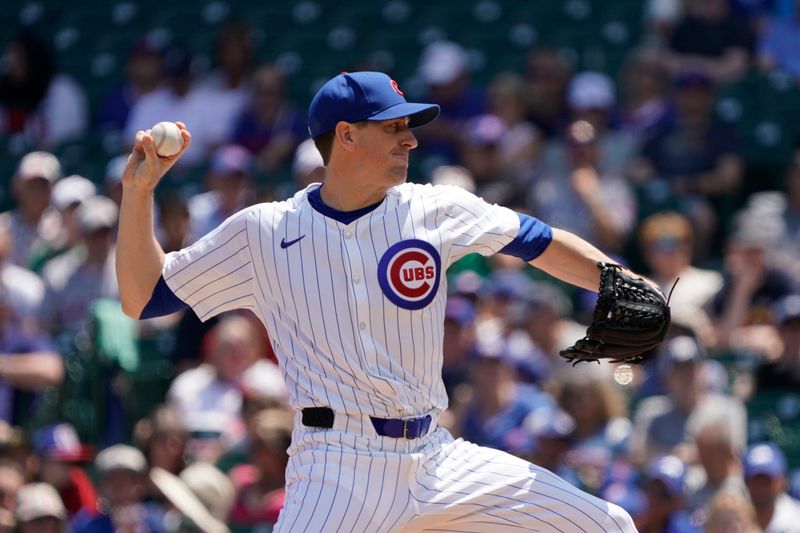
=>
[747,390,800,469]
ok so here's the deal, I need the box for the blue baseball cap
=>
[658,335,705,373]
[601,483,646,518]
[307,71,440,138]
[445,296,476,327]
[744,442,787,479]
[32,423,93,462]
[646,455,686,497]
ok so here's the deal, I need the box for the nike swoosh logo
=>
[280,235,306,249]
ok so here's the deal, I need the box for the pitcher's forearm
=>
[529,228,613,292]
[116,185,166,317]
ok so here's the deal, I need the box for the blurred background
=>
[0,0,800,531]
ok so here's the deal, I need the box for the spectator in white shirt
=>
[125,45,244,168]
[167,313,286,462]
[743,442,800,533]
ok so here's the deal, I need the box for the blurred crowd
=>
[1,0,800,531]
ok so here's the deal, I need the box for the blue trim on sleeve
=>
[140,275,188,319]
[499,212,553,261]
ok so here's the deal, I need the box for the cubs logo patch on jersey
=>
[377,239,441,310]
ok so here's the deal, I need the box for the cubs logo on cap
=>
[308,71,439,138]
[378,239,441,310]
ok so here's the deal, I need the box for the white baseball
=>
[150,121,184,157]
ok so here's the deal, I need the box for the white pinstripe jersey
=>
[162,182,520,418]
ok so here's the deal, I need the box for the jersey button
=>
[353,275,361,284]
[344,230,353,238]
[359,322,367,331]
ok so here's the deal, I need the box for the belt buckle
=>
[403,420,410,439]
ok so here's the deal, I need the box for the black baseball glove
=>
[560,262,672,365]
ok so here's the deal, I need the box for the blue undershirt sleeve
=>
[139,275,189,319]
[498,212,553,261]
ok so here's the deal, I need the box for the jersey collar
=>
[307,184,385,224]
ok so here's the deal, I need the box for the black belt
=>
[301,407,432,439]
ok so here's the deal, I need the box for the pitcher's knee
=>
[607,502,637,532]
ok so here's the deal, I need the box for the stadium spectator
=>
[601,482,648,531]
[743,442,800,532]
[176,462,234,526]
[155,193,191,254]
[0,222,43,335]
[15,482,68,533]
[97,37,164,133]
[477,268,536,321]
[125,44,239,168]
[553,370,632,494]
[167,314,286,462]
[149,463,232,533]
[290,137,325,193]
[704,491,761,533]
[230,64,307,174]
[630,335,747,465]
[712,208,796,352]
[198,21,255,115]
[229,407,294,530]
[638,211,723,345]
[71,445,162,533]
[558,71,640,176]
[103,154,127,208]
[188,144,254,240]
[529,119,637,253]
[429,168,477,200]
[0,422,28,469]
[0,285,62,427]
[30,424,96,517]
[29,174,96,272]
[458,114,517,205]
[665,0,754,84]
[486,72,542,184]
[0,151,62,269]
[643,0,684,46]
[638,455,701,533]
[457,322,553,455]
[523,407,580,486]
[633,70,744,258]
[0,460,24,531]
[441,296,476,399]
[0,29,87,149]
[456,322,554,454]
[133,405,188,477]
[772,153,800,277]
[524,48,572,139]
[688,421,748,514]
[753,294,800,393]
[504,282,582,383]
[216,389,286,473]
[758,1,800,81]
[40,196,119,335]
[618,47,674,140]
[415,40,486,164]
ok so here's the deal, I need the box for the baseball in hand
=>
[150,121,184,157]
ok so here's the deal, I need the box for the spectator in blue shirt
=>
[97,37,164,133]
[71,445,163,533]
[0,283,62,427]
[458,324,553,455]
[639,455,702,533]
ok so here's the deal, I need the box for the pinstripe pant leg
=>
[403,434,637,533]
[274,443,419,533]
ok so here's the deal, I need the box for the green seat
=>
[747,391,800,468]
